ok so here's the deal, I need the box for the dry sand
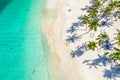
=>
[42,0,120,80]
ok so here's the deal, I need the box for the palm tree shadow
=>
[103,69,115,80]
[0,0,13,13]
[101,18,114,28]
[71,46,84,57]
[103,66,120,80]
[83,54,111,69]
[66,34,81,43]
[80,5,91,11]
[89,0,95,4]
[83,54,120,80]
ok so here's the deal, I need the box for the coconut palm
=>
[116,11,120,19]
[89,19,100,31]
[82,15,90,30]
[93,0,101,9]
[109,47,120,62]
[115,35,120,46]
[87,41,97,51]
[82,15,90,24]
[102,0,119,17]
[102,7,112,16]
[88,7,98,18]
[96,32,109,45]
[101,0,108,4]
[109,1,118,9]
[116,29,120,35]
[114,29,120,46]
[104,47,120,66]
[116,1,120,8]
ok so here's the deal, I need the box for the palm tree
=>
[102,0,119,17]
[109,47,120,62]
[89,19,100,31]
[109,1,118,9]
[102,7,112,16]
[115,35,120,46]
[88,8,98,18]
[116,1,120,8]
[114,29,120,46]
[116,11,120,19]
[93,0,101,9]
[116,29,120,35]
[101,0,108,4]
[104,47,120,66]
[96,32,109,45]
[87,41,97,51]
[82,15,90,30]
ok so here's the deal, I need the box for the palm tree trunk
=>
[111,41,118,46]
[86,24,88,31]
[80,30,91,37]
[111,39,114,42]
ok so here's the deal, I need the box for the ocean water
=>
[0,0,49,80]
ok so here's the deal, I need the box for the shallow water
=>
[0,0,49,80]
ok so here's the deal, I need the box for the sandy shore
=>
[42,0,120,80]
[42,0,83,80]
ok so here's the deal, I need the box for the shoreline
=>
[42,0,120,80]
[42,0,84,80]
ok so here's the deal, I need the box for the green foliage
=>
[81,0,120,31]
[82,15,90,25]
[89,19,100,31]
[116,11,120,19]
[102,0,120,16]
[102,7,112,16]
[99,33,109,40]
[104,52,109,56]
[109,1,118,9]
[96,32,109,45]
[88,8,98,18]
[116,1,120,8]
[115,29,120,46]
[81,0,120,66]
[93,0,101,8]
[87,41,97,51]
[109,48,120,62]
[116,29,120,35]
[101,0,108,4]
[104,47,120,62]
[117,64,120,67]
[115,36,120,46]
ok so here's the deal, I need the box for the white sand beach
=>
[42,0,120,80]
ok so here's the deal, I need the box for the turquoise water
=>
[0,0,49,80]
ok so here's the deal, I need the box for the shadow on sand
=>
[83,54,120,80]
[103,66,120,80]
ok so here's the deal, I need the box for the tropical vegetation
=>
[114,29,120,46]
[89,19,100,31]
[102,0,120,17]
[104,47,120,66]
[96,32,109,45]
[87,41,97,51]
[66,0,120,68]
[81,0,120,32]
